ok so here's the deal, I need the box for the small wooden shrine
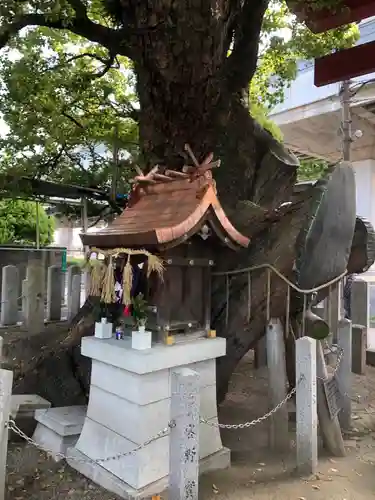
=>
[81,148,250,342]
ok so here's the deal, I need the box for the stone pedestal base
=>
[67,336,229,497]
[33,406,86,461]
[68,446,230,499]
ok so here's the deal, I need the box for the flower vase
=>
[94,318,113,339]
[131,326,152,350]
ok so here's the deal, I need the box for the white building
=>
[53,218,107,255]
[269,18,375,227]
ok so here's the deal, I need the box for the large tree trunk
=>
[131,9,304,401]
[11,0,309,404]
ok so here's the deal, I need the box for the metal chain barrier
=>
[200,375,303,430]
[332,344,344,377]
[7,418,174,464]
[317,341,344,383]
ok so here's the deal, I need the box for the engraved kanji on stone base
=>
[169,368,200,500]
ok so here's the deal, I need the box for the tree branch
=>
[33,144,67,177]
[65,151,89,172]
[64,52,112,66]
[224,0,269,93]
[66,0,87,17]
[0,13,133,58]
[92,52,116,78]
[61,111,85,129]
[43,51,117,80]
[107,100,139,122]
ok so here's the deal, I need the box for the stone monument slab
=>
[1,265,19,326]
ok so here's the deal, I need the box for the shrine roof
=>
[81,152,250,251]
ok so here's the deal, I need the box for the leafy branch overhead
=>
[0,0,358,190]
[0,199,54,245]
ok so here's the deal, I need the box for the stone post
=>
[351,279,369,333]
[0,265,19,326]
[0,336,3,369]
[82,270,90,303]
[352,324,366,375]
[21,279,28,324]
[0,368,13,500]
[68,273,81,320]
[25,263,44,333]
[68,265,81,295]
[337,319,352,431]
[266,319,289,451]
[169,368,200,500]
[46,265,62,322]
[296,336,318,475]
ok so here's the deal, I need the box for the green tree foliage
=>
[250,102,283,142]
[0,26,138,193]
[0,199,54,245]
[0,0,358,189]
[251,0,358,110]
[298,158,329,181]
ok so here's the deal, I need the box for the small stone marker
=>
[337,319,352,430]
[169,368,200,500]
[25,262,44,332]
[0,369,13,500]
[68,273,81,320]
[296,336,318,475]
[26,262,44,332]
[1,265,19,326]
[266,319,289,451]
[25,264,44,332]
[352,324,366,375]
[21,279,28,323]
[82,270,90,302]
[67,265,81,295]
[47,265,62,321]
